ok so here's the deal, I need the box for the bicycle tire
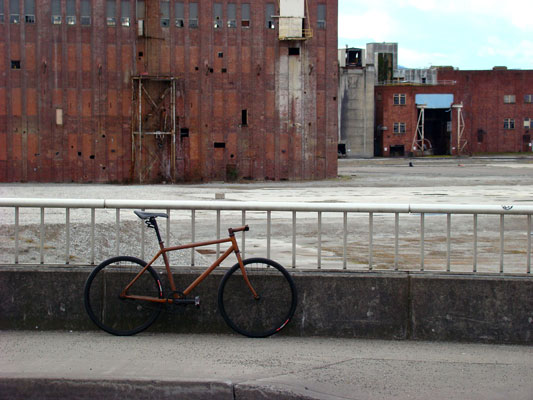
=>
[84,256,163,336]
[218,257,297,338]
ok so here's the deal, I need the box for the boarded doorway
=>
[131,77,177,183]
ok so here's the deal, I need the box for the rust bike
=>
[84,210,297,338]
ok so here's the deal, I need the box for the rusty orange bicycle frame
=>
[120,225,259,303]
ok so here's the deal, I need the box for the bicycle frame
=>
[120,221,258,304]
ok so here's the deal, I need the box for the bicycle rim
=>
[218,257,297,338]
[84,256,163,336]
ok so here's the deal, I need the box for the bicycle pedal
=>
[174,296,200,307]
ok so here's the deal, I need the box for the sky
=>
[338,0,533,70]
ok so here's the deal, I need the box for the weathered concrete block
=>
[410,274,533,343]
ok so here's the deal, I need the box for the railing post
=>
[65,208,70,264]
[473,214,478,273]
[343,211,347,270]
[318,211,322,269]
[500,214,504,273]
[90,208,95,265]
[14,207,19,264]
[446,213,451,272]
[267,210,271,259]
[292,211,296,268]
[394,212,399,270]
[40,207,45,264]
[115,208,120,256]
[369,212,373,270]
[420,213,425,271]
[191,209,196,266]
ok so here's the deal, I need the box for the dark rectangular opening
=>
[390,145,405,157]
[214,142,226,148]
[241,109,248,126]
[11,60,20,69]
[180,128,189,138]
[289,47,300,56]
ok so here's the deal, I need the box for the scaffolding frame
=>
[131,76,177,183]
[411,104,426,155]
[453,103,467,155]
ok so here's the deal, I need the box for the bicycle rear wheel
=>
[84,256,163,336]
[218,257,297,338]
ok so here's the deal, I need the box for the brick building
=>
[375,68,533,157]
[0,0,338,183]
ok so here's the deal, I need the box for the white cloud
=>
[399,48,452,68]
[338,10,397,42]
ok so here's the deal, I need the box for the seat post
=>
[151,217,164,245]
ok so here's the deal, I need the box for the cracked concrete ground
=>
[0,331,532,400]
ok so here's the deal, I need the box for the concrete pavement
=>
[1,331,532,399]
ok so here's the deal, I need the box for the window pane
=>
[81,0,91,24]
[214,3,222,28]
[136,0,145,19]
[25,0,35,15]
[10,0,19,13]
[266,3,275,28]
[66,0,75,15]
[189,2,198,28]
[242,3,250,20]
[122,0,130,25]
[107,0,116,17]
[317,4,326,28]
[175,2,184,18]
[161,0,169,26]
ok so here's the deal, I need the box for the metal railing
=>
[0,198,531,275]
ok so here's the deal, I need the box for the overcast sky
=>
[338,0,533,70]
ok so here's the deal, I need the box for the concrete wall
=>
[1,266,531,343]
[338,67,375,157]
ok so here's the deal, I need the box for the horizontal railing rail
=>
[0,198,531,275]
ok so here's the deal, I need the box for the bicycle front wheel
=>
[218,257,297,338]
[84,256,163,336]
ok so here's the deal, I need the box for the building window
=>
[241,110,248,126]
[66,0,76,25]
[160,1,169,27]
[10,0,20,23]
[24,0,35,23]
[503,95,516,104]
[121,0,131,26]
[51,0,61,24]
[227,3,236,28]
[241,3,250,27]
[266,3,275,29]
[213,3,222,28]
[106,0,116,26]
[525,95,533,104]
[504,118,515,130]
[0,1,4,22]
[80,0,91,25]
[189,2,198,28]
[524,118,532,129]
[175,2,184,27]
[394,94,406,105]
[393,122,406,134]
[317,4,326,29]
[136,0,145,19]
[11,60,21,69]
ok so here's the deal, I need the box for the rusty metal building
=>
[0,0,338,183]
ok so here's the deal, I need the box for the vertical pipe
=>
[420,213,425,271]
[15,207,19,264]
[241,210,246,259]
[292,211,296,268]
[116,208,120,256]
[369,212,374,270]
[65,208,70,264]
[267,210,271,259]
[343,211,347,270]
[527,214,531,274]
[191,210,196,266]
[500,214,504,273]
[473,214,478,273]
[40,207,45,264]
[138,79,143,182]
[90,208,95,265]
[216,210,221,259]
[317,211,322,269]
[394,212,399,270]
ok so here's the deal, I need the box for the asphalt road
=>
[1,331,532,400]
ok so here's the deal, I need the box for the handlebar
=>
[228,225,249,235]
